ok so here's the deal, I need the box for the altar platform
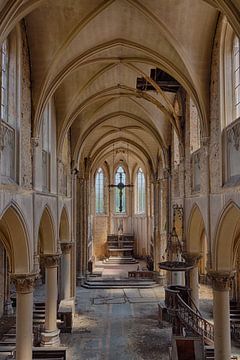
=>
[104,234,138,264]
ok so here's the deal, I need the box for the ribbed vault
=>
[1,0,233,171]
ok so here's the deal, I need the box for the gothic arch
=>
[59,206,70,243]
[38,206,56,254]
[0,202,31,273]
[214,202,240,271]
[187,204,207,255]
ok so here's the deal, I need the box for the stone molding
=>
[208,270,236,291]
[61,241,74,254]
[42,254,61,268]
[11,272,38,294]
[201,136,210,148]
[31,137,39,148]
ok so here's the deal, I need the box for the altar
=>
[105,234,138,264]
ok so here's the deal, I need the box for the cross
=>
[109,172,133,212]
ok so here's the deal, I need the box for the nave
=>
[0,1,240,359]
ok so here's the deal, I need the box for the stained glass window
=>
[96,168,104,213]
[136,168,145,213]
[115,166,126,213]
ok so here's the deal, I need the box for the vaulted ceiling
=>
[2,0,238,172]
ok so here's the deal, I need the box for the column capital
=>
[60,241,74,254]
[11,272,39,294]
[42,253,61,268]
[182,252,202,266]
[208,270,236,291]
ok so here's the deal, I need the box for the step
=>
[0,345,15,353]
[103,260,138,264]
[82,279,158,289]
[204,346,214,360]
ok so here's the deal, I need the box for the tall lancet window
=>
[233,35,240,120]
[95,168,104,214]
[136,168,145,214]
[1,40,8,121]
[115,166,126,213]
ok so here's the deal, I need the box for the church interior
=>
[0,0,240,359]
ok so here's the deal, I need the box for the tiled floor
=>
[60,285,170,360]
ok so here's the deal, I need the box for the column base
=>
[40,329,60,347]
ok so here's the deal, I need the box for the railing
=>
[165,286,214,345]
[176,293,214,344]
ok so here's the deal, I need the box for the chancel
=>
[0,1,240,360]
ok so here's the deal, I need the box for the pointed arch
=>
[0,202,31,273]
[214,201,240,271]
[187,204,207,254]
[59,206,70,243]
[38,205,56,254]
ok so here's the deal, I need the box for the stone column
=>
[12,273,37,360]
[41,254,60,346]
[183,253,201,309]
[60,242,73,300]
[209,271,235,360]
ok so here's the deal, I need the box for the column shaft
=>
[209,270,235,360]
[213,289,231,360]
[45,265,58,331]
[60,243,73,300]
[12,273,37,360]
[190,266,199,309]
[16,291,33,360]
[41,254,60,346]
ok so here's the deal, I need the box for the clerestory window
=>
[0,40,8,121]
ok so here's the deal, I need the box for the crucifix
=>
[109,170,133,213]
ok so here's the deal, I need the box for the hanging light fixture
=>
[159,204,193,272]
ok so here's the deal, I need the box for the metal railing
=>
[176,293,214,344]
[165,286,214,344]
